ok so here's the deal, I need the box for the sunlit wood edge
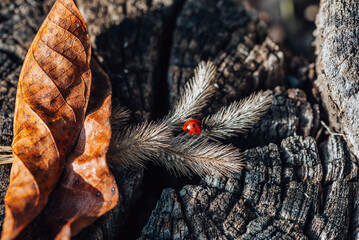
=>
[0,146,13,164]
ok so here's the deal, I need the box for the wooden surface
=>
[315,0,359,162]
[0,0,358,239]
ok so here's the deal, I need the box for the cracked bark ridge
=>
[0,165,10,229]
[315,0,359,161]
[351,182,359,239]
[141,135,356,239]
[168,0,285,111]
[306,135,357,240]
[236,86,320,149]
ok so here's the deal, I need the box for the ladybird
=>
[183,119,202,134]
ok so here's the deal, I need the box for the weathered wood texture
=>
[168,0,284,111]
[0,0,357,239]
[77,0,183,121]
[140,135,357,239]
[315,0,359,161]
[140,0,359,238]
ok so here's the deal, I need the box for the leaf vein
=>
[57,0,86,31]
[31,48,76,120]
[46,18,85,53]
[39,35,83,70]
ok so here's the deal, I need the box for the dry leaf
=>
[1,0,118,239]
[38,60,119,238]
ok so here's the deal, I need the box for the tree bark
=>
[315,0,359,161]
[141,133,358,239]
[0,0,357,239]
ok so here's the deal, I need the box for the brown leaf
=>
[39,60,119,239]
[1,0,92,239]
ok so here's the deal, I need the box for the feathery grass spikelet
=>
[167,61,217,126]
[107,121,244,177]
[107,121,171,168]
[202,90,273,140]
[111,105,131,129]
[157,135,244,177]
[102,62,271,178]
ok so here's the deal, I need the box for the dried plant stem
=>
[107,121,171,168]
[0,146,13,165]
[159,136,244,177]
[107,120,244,177]
[166,61,217,126]
[202,90,273,140]
[111,105,131,129]
[108,61,272,178]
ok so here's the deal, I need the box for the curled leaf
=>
[39,60,119,238]
[2,0,91,239]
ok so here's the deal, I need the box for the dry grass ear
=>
[167,61,217,126]
[202,90,273,140]
[107,63,272,178]
[111,105,131,129]
[0,146,13,165]
[107,123,245,177]
[158,135,244,178]
[107,121,171,168]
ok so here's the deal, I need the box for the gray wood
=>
[141,134,356,239]
[315,0,359,161]
[167,0,285,111]
[77,0,183,121]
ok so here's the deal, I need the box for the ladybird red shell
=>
[183,119,202,134]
